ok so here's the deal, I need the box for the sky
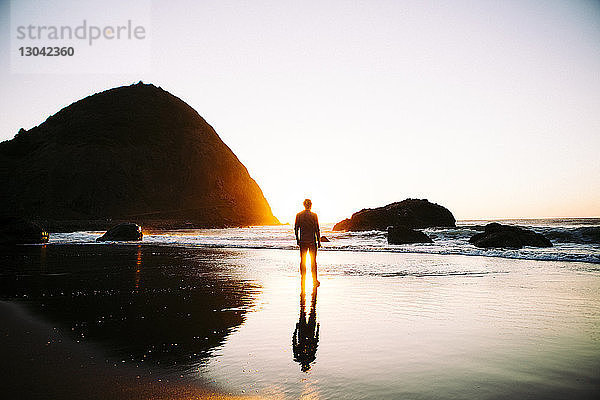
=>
[1,0,599,223]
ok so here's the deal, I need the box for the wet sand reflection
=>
[0,244,260,369]
[293,285,320,372]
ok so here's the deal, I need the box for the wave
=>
[46,220,600,266]
[48,234,600,266]
[348,270,507,278]
[542,226,600,244]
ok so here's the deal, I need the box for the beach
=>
[1,236,599,399]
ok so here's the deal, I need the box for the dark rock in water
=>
[387,225,433,244]
[333,199,455,231]
[97,223,142,241]
[96,223,142,241]
[469,223,552,249]
[0,217,49,244]
[0,83,279,229]
[320,236,330,242]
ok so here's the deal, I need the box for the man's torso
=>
[296,210,318,244]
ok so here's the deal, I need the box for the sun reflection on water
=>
[304,251,313,289]
[135,245,142,292]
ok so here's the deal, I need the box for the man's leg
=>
[299,245,307,278]
[309,244,318,285]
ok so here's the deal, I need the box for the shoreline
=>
[0,300,256,400]
[40,239,600,266]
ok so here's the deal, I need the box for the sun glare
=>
[304,251,313,289]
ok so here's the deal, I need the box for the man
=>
[294,199,321,287]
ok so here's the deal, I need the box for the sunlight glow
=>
[304,251,313,290]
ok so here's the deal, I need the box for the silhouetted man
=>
[294,199,321,287]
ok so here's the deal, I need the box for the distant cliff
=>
[0,82,279,229]
[333,199,455,231]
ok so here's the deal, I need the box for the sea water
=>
[50,218,600,264]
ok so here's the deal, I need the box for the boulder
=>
[333,199,455,231]
[0,217,49,244]
[387,226,433,244]
[469,223,552,249]
[97,223,143,241]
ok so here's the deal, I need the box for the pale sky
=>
[1,0,599,223]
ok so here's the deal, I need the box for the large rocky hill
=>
[0,82,279,229]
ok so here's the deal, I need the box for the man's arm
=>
[294,213,300,245]
[315,214,321,247]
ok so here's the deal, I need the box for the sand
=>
[0,300,257,400]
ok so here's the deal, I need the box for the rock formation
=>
[97,223,143,241]
[469,223,552,249]
[387,226,433,244]
[0,82,279,229]
[333,199,455,231]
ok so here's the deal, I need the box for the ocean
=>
[50,218,600,265]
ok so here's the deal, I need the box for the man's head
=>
[303,199,312,210]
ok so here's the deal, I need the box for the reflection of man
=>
[294,199,321,287]
[292,287,319,372]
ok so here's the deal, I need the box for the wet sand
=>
[0,244,258,400]
[0,300,255,400]
[1,244,599,399]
